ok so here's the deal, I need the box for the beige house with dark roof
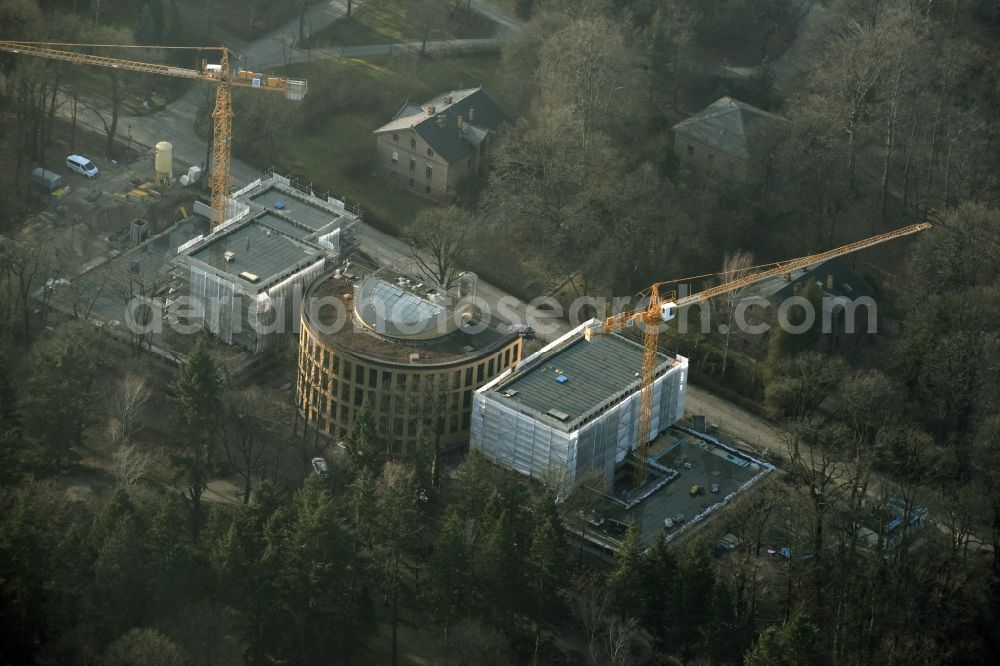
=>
[373,87,510,200]
[672,96,785,181]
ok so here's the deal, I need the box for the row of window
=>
[391,132,435,158]
[685,144,738,172]
[302,339,519,393]
[390,152,434,179]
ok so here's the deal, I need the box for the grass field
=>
[307,0,497,47]
[254,53,504,235]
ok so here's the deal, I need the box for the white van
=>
[66,154,99,178]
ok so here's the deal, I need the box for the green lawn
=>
[307,0,497,48]
[259,54,504,235]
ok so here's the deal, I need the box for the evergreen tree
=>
[170,338,223,539]
[0,347,23,485]
[528,489,568,661]
[606,519,644,618]
[345,399,382,480]
[93,514,150,639]
[427,508,469,639]
[744,608,825,666]
[641,533,678,647]
[103,627,188,666]
[668,547,718,661]
[376,463,420,666]
[23,323,104,472]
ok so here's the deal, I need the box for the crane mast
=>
[0,40,307,228]
[585,222,932,482]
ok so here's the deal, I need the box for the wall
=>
[672,135,749,181]
[375,125,491,201]
[471,355,689,493]
[297,318,523,453]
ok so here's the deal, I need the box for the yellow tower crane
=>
[584,221,932,481]
[0,41,307,228]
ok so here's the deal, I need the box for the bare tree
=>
[405,206,472,291]
[537,16,636,148]
[111,443,152,487]
[108,374,151,446]
[222,387,279,503]
[719,250,755,376]
[570,574,612,666]
[604,617,636,666]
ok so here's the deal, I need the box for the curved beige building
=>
[297,268,523,453]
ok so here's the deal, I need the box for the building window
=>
[464,367,473,386]
[504,348,511,367]
[390,171,397,180]
[353,387,363,407]
[687,144,694,156]
[408,158,416,172]
[476,364,484,383]
[464,390,472,408]
[425,184,431,194]
[369,368,377,388]
[355,364,364,384]
[427,148,434,157]
[409,178,414,187]
[487,359,494,376]
[396,373,406,389]
[425,165,432,179]
[410,137,416,149]
[391,150,398,165]
[342,360,351,379]
[392,133,399,143]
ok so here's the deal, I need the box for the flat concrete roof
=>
[248,186,342,233]
[489,333,675,429]
[186,218,323,289]
[604,430,765,547]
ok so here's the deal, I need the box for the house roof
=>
[672,96,784,160]
[750,258,876,302]
[487,333,677,432]
[374,87,510,163]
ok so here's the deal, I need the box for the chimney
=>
[436,115,447,128]
[826,273,834,290]
[468,107,475,123]
[444,95,453,105]
[426,105,435,116]
[457,115,463,129]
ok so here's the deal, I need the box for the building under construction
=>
[471,321,688,494]
[297,265,523,452]
[171,173,360,353]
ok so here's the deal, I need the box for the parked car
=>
[664,517,675,529]
[311,457,329,477]
[672,512,685,524]
[689,484,702,496]
[66,154,99,178]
